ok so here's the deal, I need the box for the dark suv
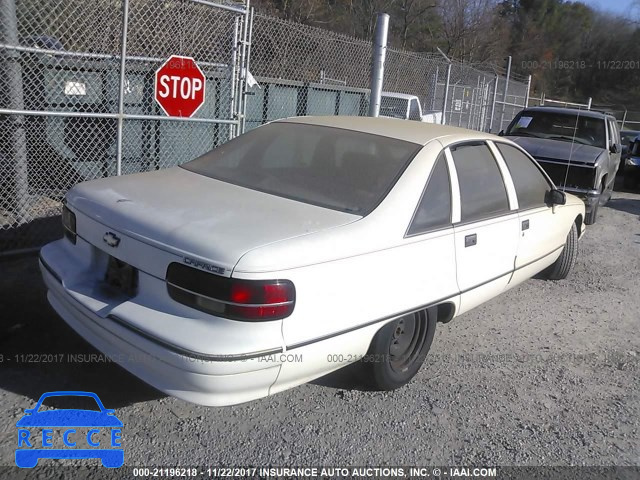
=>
[503,107,621,224]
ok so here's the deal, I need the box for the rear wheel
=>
[544,222,578,280]
[363,307,437,390]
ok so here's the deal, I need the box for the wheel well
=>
[436,302,456,323]
[601,174,608,190]
[574,214,584,238]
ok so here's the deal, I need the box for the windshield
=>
[379,96,409,119]
[506,111,606,148]
[182,123,421,215]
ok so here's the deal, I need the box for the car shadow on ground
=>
[0,256,164,409]
[604,197,640,217]
[311,361,376,392]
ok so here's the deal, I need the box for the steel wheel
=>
[363,307,437,390]
[389,312,429,373]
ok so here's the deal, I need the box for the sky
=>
[581,0,637,16]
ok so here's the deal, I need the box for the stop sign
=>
[155,55,206,118]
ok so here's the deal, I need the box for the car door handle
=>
[522,220,530,231]
[465,234,477,247]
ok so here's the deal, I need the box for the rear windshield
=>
[506,111,606,149]
[380,96,409,119]
[182,123,421,215]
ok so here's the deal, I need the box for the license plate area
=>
[104,256,138,297]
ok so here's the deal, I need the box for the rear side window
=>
[451,143,510,222]
[407,154,451,236]
[496,143,550,210]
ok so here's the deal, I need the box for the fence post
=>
[441,63,451,125]
[229,17,240,139]
[240,6,254,135]
[525,75,531,107]
[368,13,389,117]
[498,55,511,133]
[1,0,29,222]
[587,97,592,110]
[115,0,130,177]
[488,74,498,132]
[431,66,439,111]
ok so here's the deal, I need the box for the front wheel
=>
[544,222,578,280]
[362,307,437,390]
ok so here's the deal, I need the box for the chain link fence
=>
[1,0,249,253]
[1,3,530,255]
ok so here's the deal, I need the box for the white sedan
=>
[39,116,585,406]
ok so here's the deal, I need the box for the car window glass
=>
[451,143,510,222]
[183,123,421,215]
[379,96,409,119]
[496,143,550,210]
[606,120,614,146]
[506,111,606,148]
[407,153,451,235]
[608,120,619,146]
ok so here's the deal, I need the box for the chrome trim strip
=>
[166,281,294,308]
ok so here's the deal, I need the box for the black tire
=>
[544,222,578,280]
[363,307,437,390]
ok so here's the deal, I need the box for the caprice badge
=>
[184,257,225,275]
[103,232,121,248]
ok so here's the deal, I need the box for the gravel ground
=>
[1,185,639,473]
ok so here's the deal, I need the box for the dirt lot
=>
[0,185,639,472]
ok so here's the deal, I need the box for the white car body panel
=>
[68,167,359,276]
[39,116,586,406]
[453,214,520,315]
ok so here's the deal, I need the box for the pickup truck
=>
[379,92,443,124]
[502,106,621,224]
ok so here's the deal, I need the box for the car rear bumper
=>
[40,257,283,406]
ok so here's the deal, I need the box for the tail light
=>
[166,263,295,321]
[62,204,77,244]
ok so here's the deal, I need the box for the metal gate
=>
[0,0,252,254]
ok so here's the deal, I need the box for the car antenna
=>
[561,109,582,190]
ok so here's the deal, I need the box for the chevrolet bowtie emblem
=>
[103,232,121,248]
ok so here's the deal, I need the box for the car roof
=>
[380,92,418,100]
[278,116,502,145]
[520,106,613,120]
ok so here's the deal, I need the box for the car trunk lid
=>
[67,167,360,276]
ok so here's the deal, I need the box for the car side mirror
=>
[610,143,619,154]
[546,189,566,206]
[498,130,505,136]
